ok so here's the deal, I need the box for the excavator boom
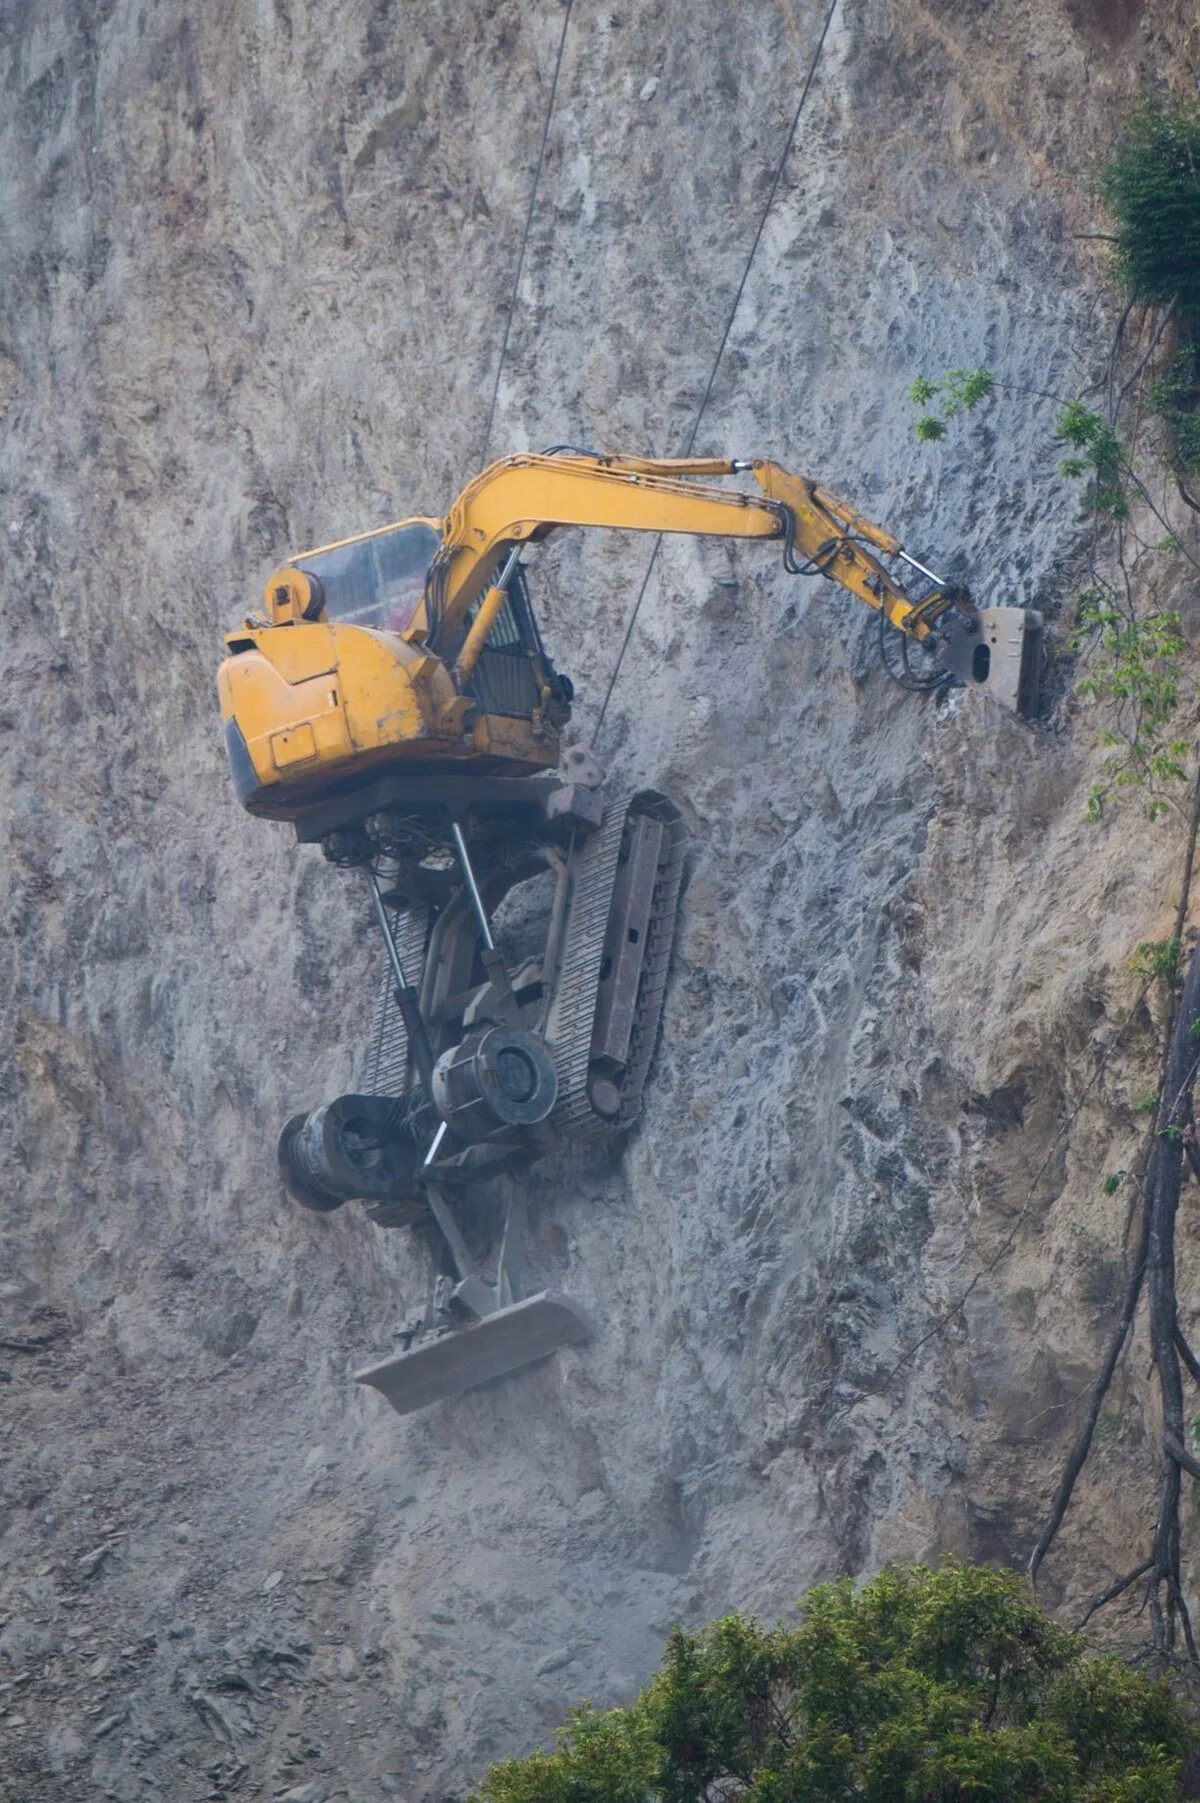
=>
[422,452,1034,683]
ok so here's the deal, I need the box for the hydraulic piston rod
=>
[450,821,496,951]
[452,547,521,689]
[367,869,438,1097]
[896,547,948,588]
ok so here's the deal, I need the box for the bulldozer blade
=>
[354,1291,590,1417]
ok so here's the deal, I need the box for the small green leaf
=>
[1056,399,1104,448]
[1131,937,1181,983]
[943,366,996,414]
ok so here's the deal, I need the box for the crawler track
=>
[548,790,684,1144]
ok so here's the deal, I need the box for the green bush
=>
[908,367,995,442]
[474,1564,1192,1802]
[1098,94,1200,480]
[1149,346,1200,477]
[1099,94,1200,319]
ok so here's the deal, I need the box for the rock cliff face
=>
[4,0,1200,1796]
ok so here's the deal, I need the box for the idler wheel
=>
[432,1026,558,1144]
[586,1071,623,1120]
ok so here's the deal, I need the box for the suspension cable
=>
[479,0,575,467]
[595,0,840,737]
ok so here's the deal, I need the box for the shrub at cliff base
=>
[474,1564,1192,1802]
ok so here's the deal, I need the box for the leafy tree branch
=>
[475,1566,1192,1801]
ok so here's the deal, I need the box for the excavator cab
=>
[283,519,565,724]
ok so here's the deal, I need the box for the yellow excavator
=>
[218,451,1041,1416]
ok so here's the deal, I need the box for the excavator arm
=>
[259,450,1040,716]
[415,452,1040,713]
[427,453,918,635]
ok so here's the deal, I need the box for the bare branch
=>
[1074,1558,1154,1630]
[1028,1210,1148,1584]
[1113,297,1177,425]
[1030,765,1200,1646]
[1120,459,1200,575]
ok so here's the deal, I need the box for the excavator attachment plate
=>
[938,606,1044,717]
[354,1291,589,1416]
[977,606,1044,717]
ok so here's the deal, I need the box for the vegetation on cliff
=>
[907,89,1200,1660]
[474,1565,1191,1801]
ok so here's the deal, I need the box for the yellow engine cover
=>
[218,622,555,820]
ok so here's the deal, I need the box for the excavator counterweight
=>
[218,450,1043,1416]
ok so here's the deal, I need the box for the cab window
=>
[293,522,438,633]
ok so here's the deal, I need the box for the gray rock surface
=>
[3,0,1200,1796]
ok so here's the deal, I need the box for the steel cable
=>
[595,0,841,736]
[479,0,575,467]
